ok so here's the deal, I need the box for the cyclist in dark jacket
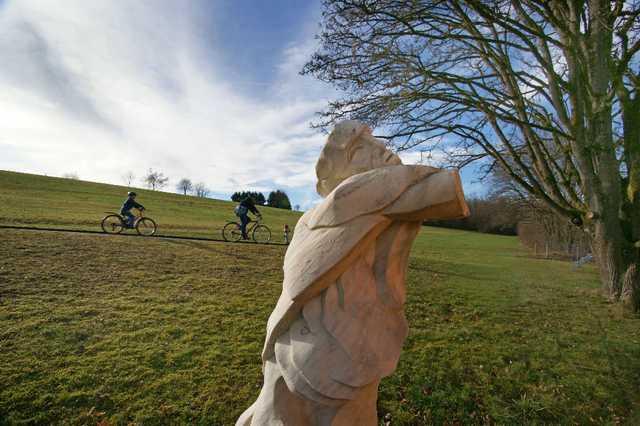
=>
[121,191,145,227]
[236,197,261,239]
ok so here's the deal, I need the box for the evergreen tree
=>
[267,190,292,210]
[231,191,265,205]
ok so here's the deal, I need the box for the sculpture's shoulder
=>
[283,210,389,303]
[281,164,440,303]
[304,165,440,229]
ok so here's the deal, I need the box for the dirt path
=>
[0,224,288,246]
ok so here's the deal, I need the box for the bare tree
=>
[304,0,640,310]
[519,201,592,259]
[62,172,79,180]
[122,171,135,186]
[143,169,169,191]
[194,182,209,198]
[176,178,193,195]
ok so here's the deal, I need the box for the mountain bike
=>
[101,209,157,236]
[222,216,271,243]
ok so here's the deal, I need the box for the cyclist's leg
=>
[123,211,135,227]
[240,214,250,239]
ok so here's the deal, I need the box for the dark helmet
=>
[127,191,137,197]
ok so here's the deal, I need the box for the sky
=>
[0,0,484,209]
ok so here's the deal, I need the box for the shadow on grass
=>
[161,238,257,261]
[408,260,496,283]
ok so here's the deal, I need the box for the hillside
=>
[0,170,302,240]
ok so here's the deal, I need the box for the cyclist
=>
[121,191,145,228]
[235,196,261,240]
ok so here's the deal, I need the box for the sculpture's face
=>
[316,121,403,197]
[345,132,402,175]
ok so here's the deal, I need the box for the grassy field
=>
[1,171,640,424]
[0,170,301,241]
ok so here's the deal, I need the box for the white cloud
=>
[0,0,331,208]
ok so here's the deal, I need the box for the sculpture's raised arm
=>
[383,166,470,222]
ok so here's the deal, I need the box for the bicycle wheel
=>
[252,224,271,244]
[101,214,124,234]
[136,217,157,236]
[223,222,243,242]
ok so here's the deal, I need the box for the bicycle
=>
[101,209,157,236]
[222,216,271,243]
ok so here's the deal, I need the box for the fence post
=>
[284,224,290,244]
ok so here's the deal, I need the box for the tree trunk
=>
[582,0,631,304]
[622,260,640,312]
[592,216,640,311]
[592,220,626,299]
[618,69,640,314]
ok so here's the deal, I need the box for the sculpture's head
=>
[316,120,402,197]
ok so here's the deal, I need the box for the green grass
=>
[1,171,640,425]
[0,170,301,240]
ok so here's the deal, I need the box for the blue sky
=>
[0,0,484,209]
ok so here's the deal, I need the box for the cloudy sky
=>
[0,0,483,208]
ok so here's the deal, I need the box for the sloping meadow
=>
[1,225,638,424]
[0,170,301,240]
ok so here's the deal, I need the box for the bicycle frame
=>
[120,209,144,226]
[245,218,260,233]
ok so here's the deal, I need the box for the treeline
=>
[426,196,521,235]
[231,191,266,205]
[231,190,293,210]
[426,185,591,259]
[518,215,591,260]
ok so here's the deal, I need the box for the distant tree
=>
[231,191,266,205]
[267,190,292,210]
[294,204,301,211]
[518,200,591,260]
[177,178,193,195]
[143,169,168,191]
[194,182,209,198]
[491,168,591,258]
[426,195,522,236]
[62,172,79,180]
[122,171,135,186]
